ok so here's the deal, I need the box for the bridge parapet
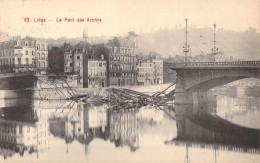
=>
[165,61,260,69]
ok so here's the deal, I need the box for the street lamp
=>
[212,24,218,62]
[183,18,190,64]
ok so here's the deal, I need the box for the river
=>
[0,85,259,163]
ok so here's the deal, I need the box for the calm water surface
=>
[0,88,259,163]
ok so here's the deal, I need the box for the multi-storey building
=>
[63,44,74,73]
[137,56,163,85]
[73,42,109,87]
[137,60,154,85]
[0,36,48,74]
[73,51,83,83]
[107,32,138,86]
[35,40,48,72]
[152,56,163,84]
[88,56,107,88]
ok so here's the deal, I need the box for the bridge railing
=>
[165,61,260,68]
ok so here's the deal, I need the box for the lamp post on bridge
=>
[212,24,218,62]
[183,18,190,65]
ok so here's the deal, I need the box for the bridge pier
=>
[175,89,211,104]
[175,89,192,104]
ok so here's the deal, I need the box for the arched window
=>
[36,53,40,59]
[42,61,45,68]
[41,44,45,51]
[41,53,45,59]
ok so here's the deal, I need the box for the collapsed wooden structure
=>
[74,84,176,111]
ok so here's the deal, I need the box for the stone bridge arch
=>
[175,68,260,91]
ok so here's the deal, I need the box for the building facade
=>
[73,52,83,83]
[107,32,138,86]
[0,36,48,74]
[137,56,163,85]
[88,58,107,88]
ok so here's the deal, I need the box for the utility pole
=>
[212,24,218,61]
[183,18,190,64]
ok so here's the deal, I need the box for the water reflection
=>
[0,105,49,159]
[0,88,260,162]
[166,90,260,163]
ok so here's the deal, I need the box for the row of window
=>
[36,53,47,60]
[89,62,106,67]
[0,58,45,66]
[0,50,47,60]
[138,73,163,78]
[88,69,106,77]
[113,47,135,54]
[0,125,16,134]
[0,50,15,57]
[110,64,136,71]
[139,62,163,67]
[138,67,153,72]
[0,58,15,65]
[0,134,17,143]
[37,61,46,68]
[36,44,48,51]
[110,55,137,62]
[109,72,136,77]
[16,41,48,51]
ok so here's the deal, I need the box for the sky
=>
[0,0,259,39]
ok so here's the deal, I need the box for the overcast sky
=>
[0,0,259,39]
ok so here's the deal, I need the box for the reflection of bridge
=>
[165,114,260,154]
[165,61,260,104]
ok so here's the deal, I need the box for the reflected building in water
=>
[217,95,259,118]
[0,105,50,159]
[109,108,139,151]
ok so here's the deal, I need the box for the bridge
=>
[165,61,260,104]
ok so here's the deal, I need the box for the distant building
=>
[0,36,48,74]
[107,32,138,86]
[137,56,163,85]
[48,32,139,87]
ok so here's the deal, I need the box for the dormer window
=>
[101,54,104,60]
